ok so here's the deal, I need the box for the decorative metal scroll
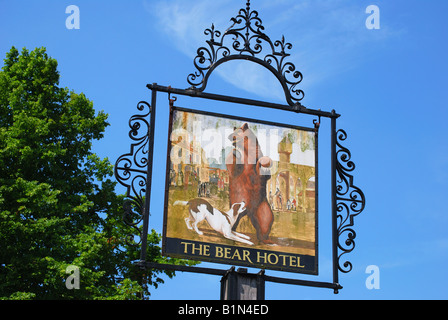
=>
[187,0,305,108]
[114,101,152,246]
[335,129,366,273]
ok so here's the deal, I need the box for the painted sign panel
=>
[162,107,318,274]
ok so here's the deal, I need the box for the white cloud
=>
[144,0,233,56]
[214,60,286,102]
[146,0,402,102]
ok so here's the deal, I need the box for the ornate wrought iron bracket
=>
[114,101,150,244]
[187,0,305,108]
[335,129,366,273]
[114,94,157,256]
[331,118,366,292]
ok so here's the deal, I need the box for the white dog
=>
[174,198,254,245]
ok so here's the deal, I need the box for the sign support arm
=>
[140,85,157,262]
[331,113,340,293]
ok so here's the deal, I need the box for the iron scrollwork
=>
[335,129,366,273]
[114,101,152,245]
[187,0,305,108]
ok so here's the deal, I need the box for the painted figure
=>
[226,123,274,244]
[174,198,253,245]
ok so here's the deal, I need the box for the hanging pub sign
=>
[114,0,365,293]
[162,107,318,274]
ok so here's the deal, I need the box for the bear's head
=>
[227,123,262,165]
[226,123,272,177]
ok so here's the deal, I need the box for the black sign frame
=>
[162,106,319,275]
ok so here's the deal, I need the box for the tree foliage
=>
[0,47,193,300]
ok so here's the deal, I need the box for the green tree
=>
[0,47,193,300]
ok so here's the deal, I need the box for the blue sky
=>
[1,0,447,300]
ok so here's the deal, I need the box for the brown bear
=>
[226,123,274,244]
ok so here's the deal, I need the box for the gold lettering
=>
[268,253,278,265]
[215,246,223,258]
[204,244,306,269]
[243,250,253,263]
[180,242,190,254]
[191,243,203,255]
[297,257,305,268]
[289,256,297,267]
[279,254,288,265]
[224,247,231,259]
[257,252,267,264]
[231,249,241,260]
[180,242,211,257]
[203,244,210,256]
